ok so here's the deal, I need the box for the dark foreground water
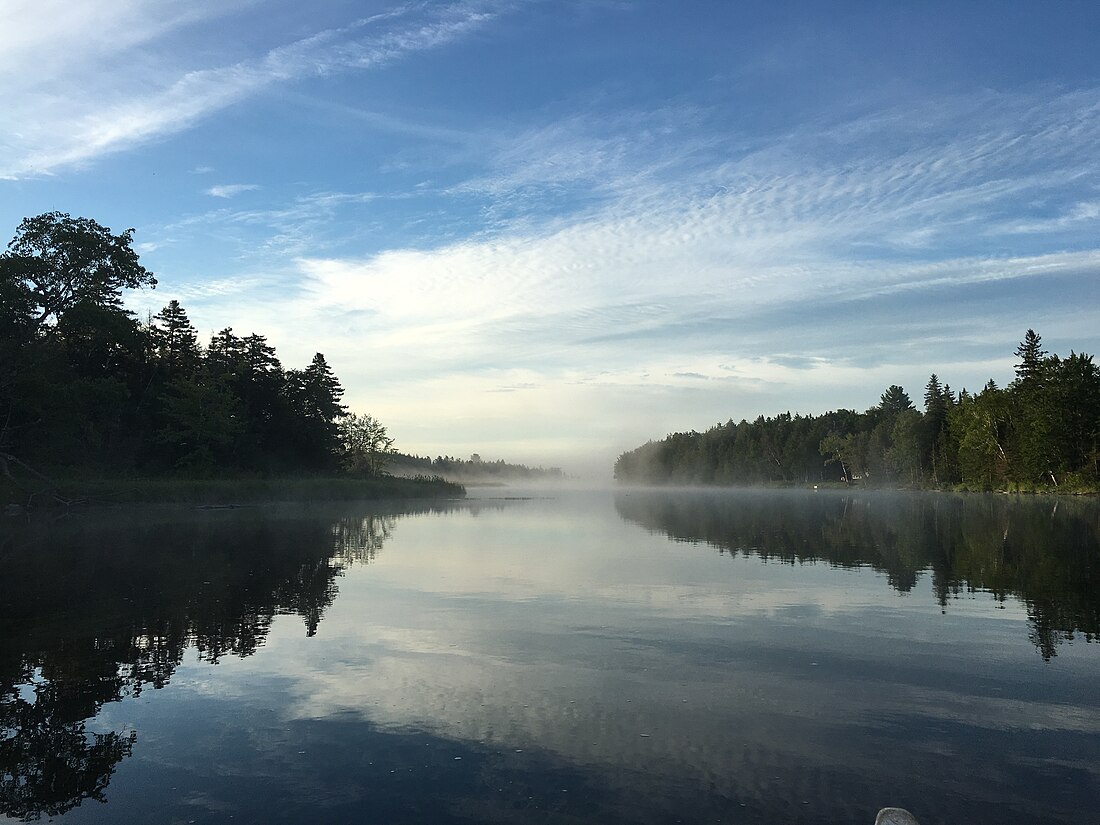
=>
[2,489,1099,825]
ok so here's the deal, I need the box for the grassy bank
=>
[1,472,465,509]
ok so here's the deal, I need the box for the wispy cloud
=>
[205,183,261,198]
[0,1,514,179]
[293,89,1100,320]
[0,0,245,82]
[200,85,1095,462]
[993,200,1100,235]
[148,189,388,262]
[136,87,1100,400]
[44,51,1100,466]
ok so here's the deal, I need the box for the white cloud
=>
[90,81,1100,469]
[205,183,261,198]
[166,86,1098,468]
[284,90,1100,351]
[0,0,245,82]
[994,200,1100,234]
[0,1,513,179]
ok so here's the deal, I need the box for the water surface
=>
[2,490,1098,824]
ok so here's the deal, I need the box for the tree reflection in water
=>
[0,504,439,821]
[614,490,1100,660]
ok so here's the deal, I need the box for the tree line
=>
[0,212,397,488]
[614,331,1100,492]
[388,452,564,482]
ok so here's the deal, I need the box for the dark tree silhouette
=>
[0,212,155,332]
[616,333,1100,492]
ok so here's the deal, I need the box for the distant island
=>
[387,452,563,484]
[0,212,469,507]
[615,331,1100,494]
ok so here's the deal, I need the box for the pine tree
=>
[1047,351,1100,478]
[207,327,245,378]
[923,374,948,483]
[879,385,913,415]
[283,353,347,468]
[1014,329,1048,385]
[151,300,200,376]
[1010,330,1057,485]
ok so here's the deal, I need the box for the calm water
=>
[2,489,1099,824]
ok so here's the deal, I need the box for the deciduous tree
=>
[0,212,155,331]
[340,413,396,475]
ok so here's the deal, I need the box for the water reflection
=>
[0,504,449,821]
[2,493,1099,824]
[615,489,1100,659]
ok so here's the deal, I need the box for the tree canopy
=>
[0,213,395,493]
[1,212,156,332]
[615,332,1100,492]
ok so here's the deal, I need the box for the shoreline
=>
[611,480,1100,497]
[2,474,466,512]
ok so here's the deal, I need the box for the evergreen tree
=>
[922,374,947,483]
[879,385,913,415]
[156,370,244,471]
[1047,351,1100,479]
[235,334,287,470]
[206,327,245,378]
[283,353,347,469]
[1014,328,1048,385]
[151,300,200,377]
[1009,330,1057,485]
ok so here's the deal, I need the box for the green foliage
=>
[617,331,1100,492]
[951,383,1011,490]
[879,384,913,414]
[0,213,429,503]
[340,412,396,476]
[388,453,564,482]
[282,353,348,470]
[0,211,155,331]
[887,408,923,484]
[150,299,201,377]
[157,371,245,471]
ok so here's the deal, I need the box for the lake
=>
[2,489,1098,824]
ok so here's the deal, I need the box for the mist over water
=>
[3,490,1098,824]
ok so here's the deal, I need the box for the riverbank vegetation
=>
[0,212,460,507]
[388,452,564,484]
[614,332,1100,493]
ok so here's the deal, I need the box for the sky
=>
[2,0,1100,477]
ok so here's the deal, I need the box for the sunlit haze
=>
[3,1,1099,477]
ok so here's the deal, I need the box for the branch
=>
[0,451,83,508]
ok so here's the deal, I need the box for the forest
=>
[0,212,422,502]
[615,331,1100,492]
[387,452,564,483]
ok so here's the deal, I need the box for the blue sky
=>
[3,1,1099,475]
